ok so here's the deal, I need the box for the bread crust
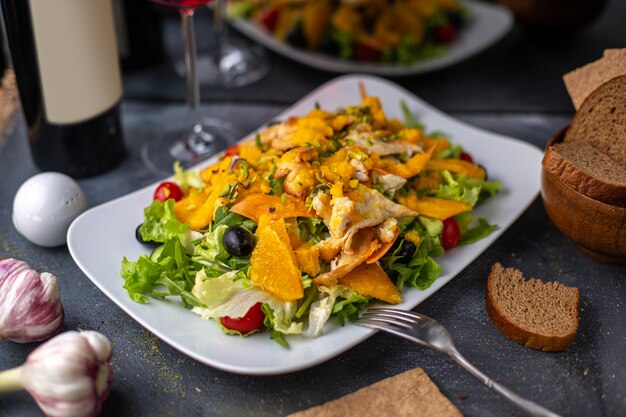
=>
[486,264,580,352]
[542,144,626,207]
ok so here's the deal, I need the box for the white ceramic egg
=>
[12,172,87,247]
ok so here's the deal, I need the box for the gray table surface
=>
[1,1,625,416]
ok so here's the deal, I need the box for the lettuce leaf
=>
[455,212,498,246]
[382,218,444,292]
[139,199,188,243]
[430,171,502,207]
[304,285,369,337]
[191,269,302,338]
[121,236,201,307]
[297,217,328,245]
[173,161,204,191]
[194,224,230,263]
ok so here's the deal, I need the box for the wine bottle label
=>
[28,0,122,124]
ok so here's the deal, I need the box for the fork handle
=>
[446,347,562,417]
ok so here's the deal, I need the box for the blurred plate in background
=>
[230,0,513,76]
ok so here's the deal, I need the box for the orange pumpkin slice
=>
[186,177,231,230]
[425,159,485,179]
[396,193,471,220]
[339,263,401,304]
[366,228,400,264]
[250,215,303,302]
[230,193,314,223]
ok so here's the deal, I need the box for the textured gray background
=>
[1,1,625,415]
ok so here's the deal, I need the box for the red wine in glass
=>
[148,0,213,8]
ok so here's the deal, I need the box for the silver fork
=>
[358,307,562,417]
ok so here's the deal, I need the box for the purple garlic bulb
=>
[0,258,64,343]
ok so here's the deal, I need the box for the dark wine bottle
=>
[112,0,165,71]
[1,0,125,178]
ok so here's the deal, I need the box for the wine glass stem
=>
[180,8,199,112]
[213,0,226,49]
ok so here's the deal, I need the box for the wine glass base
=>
[141,117,242,176]
[175,38,270,87]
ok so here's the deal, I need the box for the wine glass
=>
[141,0,242,176]
[172,0,270,87]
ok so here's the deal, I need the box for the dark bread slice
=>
[486,263,579,352]
[543,142,626,206]
[287,368,462,417]
[563,50,626,110]
[564,75,626,167]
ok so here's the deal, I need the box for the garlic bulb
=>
[0,258,64,343]
[0,330,113,417]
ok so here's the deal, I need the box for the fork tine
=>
[364,307,427,322]
[357,319,429,347]
[357,316,413,330]
[361,310,416,325]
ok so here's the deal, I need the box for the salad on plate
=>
[229,0,468,64]
[121,93,501,346]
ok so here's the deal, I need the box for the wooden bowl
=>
[541,128,626,264]
[498,0,607,32]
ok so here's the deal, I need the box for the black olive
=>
[393,240,416,264]
[135,224,159,247]
[223,226,255,257]
[479,164,489,180]
[319,35,339,56]
[286,23,306,48]
[447,11,463,28]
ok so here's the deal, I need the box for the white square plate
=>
[231,0,513,76]
[68,74,543,375]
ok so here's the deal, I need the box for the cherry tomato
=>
[441,218,461,250]
[224,144,240,157]
[354,42,381,62]
[220,303,265,334]
[259,8,279,32]
[434,24,457,44]
[153,181,183,202]
[460,151,474,163]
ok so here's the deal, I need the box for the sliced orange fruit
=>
[174,188,210,224]
[294,243,321,277]
[250,215,303,302]
[339,262,401,304]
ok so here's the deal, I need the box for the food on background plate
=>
[486,263,579,352]
[286,367,462,417]
[121,94,501,345]
[230,0,468,64]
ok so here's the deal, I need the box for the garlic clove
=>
[21,330,113,417]
[0,258,64,343]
